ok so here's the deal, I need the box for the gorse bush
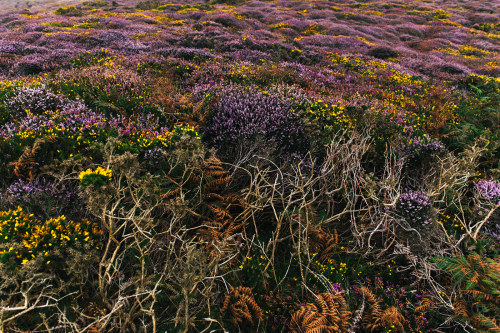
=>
[55,6,83,16]
[0,207,101,270]
[135,0,164,10]
[79,166,112,188]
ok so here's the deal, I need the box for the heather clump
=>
[6,85,65,119]
[0,178,84,219]
[367,46,399,59]
[394,190,433,227]
[475,180,500,205]
[202,84,309,160]
[402,135,447,162]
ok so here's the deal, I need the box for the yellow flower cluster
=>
[132,125,200,149]
[438,212,464,231]
[230,62,253,81]
[71,49,122,69]
[302,23,326,35]
[357,36,376,46]
[79,166,112,181]
[0,207,101,266]
[469,74,500,86]
[304,100,354,131]
[271,22,290,30]
[390,70,422,85]
[438,45,491,59]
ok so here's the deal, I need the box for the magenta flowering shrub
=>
[202,84,309,158]
[6,85,66,118]
[159,47,216,61]
[394,190,433,227]
[1,91,107,139]
[475,180,500,205]
[299,35,367,51]
[0,178,84,220]
[403,136,447,160]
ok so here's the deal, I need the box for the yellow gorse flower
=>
[79,166,112,180]
[0,207,102,267]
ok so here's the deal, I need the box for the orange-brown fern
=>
[196,155,245,262]
[309,226,339,262]
[289,293,351,333]
[375,306,406,332]
[357,286,383,332]
[9,136,56,181]
[221,287,263,327]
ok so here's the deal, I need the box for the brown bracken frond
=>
[289,293,351,333]
[452,298,470,319]
[309,226,339,262]
[196,154,245,263]
[160,187,180,199]
[221,287,263,327]
[435,254,500,332]
[9,136,56,181]
[375,306,406,332]
[88,326,101,333]
[357,286,382,332]
[415,297,433,313]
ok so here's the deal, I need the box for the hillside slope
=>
[0,0,498,332]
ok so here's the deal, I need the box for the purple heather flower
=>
[402,136,446,159]
[394,190,433,227]
[200,84,309,158]
[475,180,500,205]
[1,178,84,219]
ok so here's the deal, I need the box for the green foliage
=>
[82,0,108,7]
[434,254,500,331]
[55,6,83,16]
[135,0,163,10]
[79,173,111,188]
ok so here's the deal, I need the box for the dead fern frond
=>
[221,287,263,327]
[209,204,233,220]
[471,313,500,333]
[415,297,433,313]
[205,176,232,192]
[160,187,180,199]
[289,293,351,333]
[309,226,339,262]
[435,253,499,332]
[9,136,56,181]
[204,169,229,178]
[203,192,225,201]
[88,326,101,333]
[452,298,470,319]
[196,154,245,263]
[358,286,382,332]
[375,306,406,332]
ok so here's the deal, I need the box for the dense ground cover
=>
[0,0,498,331]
